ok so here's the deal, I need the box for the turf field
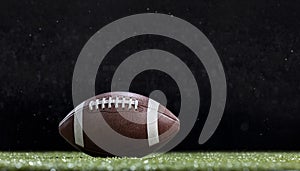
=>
[1,152,300,171]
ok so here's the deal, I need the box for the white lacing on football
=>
[88,97,139,110]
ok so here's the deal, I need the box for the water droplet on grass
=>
[15,163,22,169]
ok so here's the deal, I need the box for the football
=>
[59,92,180,157]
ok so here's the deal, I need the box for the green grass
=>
[1,152,300,171]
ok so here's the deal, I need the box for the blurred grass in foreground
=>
[0,151,300,171]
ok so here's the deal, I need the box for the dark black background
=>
[1,0,300,151]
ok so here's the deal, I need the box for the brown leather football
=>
[59,92,180,157]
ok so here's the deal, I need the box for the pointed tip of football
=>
[59,111,76,145]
